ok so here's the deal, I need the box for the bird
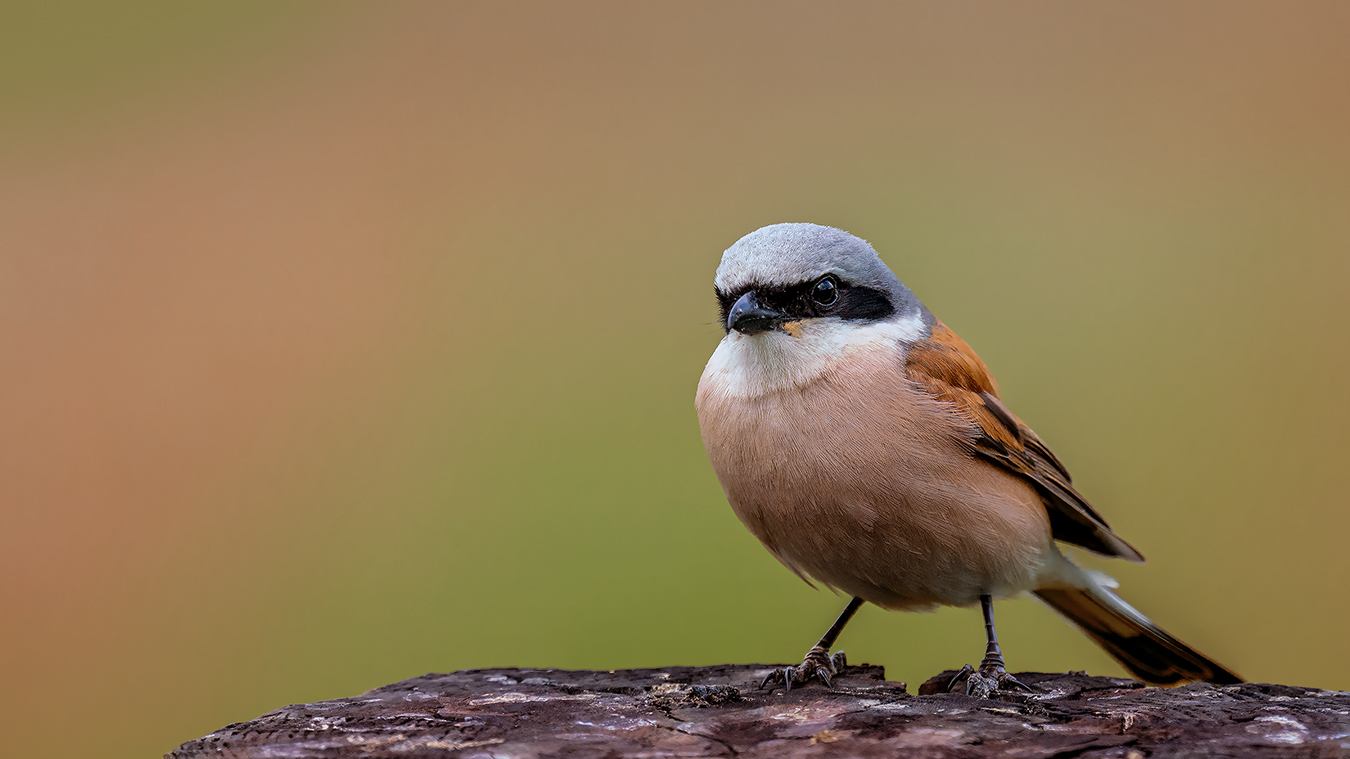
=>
[694,222,1241,696]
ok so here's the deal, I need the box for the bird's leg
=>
[947,595,1034,698]
[761,597,863,691]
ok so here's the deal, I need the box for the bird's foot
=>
[760,646,848,691]
[945,661,1033,699]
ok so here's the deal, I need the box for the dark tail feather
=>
[1034,586,1242,685]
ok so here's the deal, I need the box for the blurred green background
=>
[2,3,1347,757]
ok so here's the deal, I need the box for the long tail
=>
[1034,580,1242,685]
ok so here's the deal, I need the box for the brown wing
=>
[904,321,1144,562]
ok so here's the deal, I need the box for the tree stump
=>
[169,664,1350,757]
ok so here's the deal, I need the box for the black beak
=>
[727,291,784,335]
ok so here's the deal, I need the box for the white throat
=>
[700,313,925,399]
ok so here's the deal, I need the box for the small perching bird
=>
[694,223,1240,696]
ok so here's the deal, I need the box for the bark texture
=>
[169,664,1350,758]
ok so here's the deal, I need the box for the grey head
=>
[714,223,932,335]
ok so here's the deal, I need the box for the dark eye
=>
[811,276,838,306]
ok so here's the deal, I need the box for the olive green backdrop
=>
[2,3,1347,758]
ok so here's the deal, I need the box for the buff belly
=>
[695,331,1054,611]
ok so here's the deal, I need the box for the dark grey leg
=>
[947,595,1034,697]
[761,597,863,691]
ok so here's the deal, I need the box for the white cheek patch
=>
[701,312,926,398]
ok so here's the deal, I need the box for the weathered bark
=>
[169,664,1350,758]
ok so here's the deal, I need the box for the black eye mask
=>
[715,277,895,333]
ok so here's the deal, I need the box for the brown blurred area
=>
[1,3,1347,757]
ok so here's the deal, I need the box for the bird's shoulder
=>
[901,321,1144,562]
[902,320,1015,443]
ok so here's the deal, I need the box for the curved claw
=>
[815,667,833,688]
[947,663,975,693]
[782,666,795,692]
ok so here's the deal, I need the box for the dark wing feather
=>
[904,322,1144,562]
